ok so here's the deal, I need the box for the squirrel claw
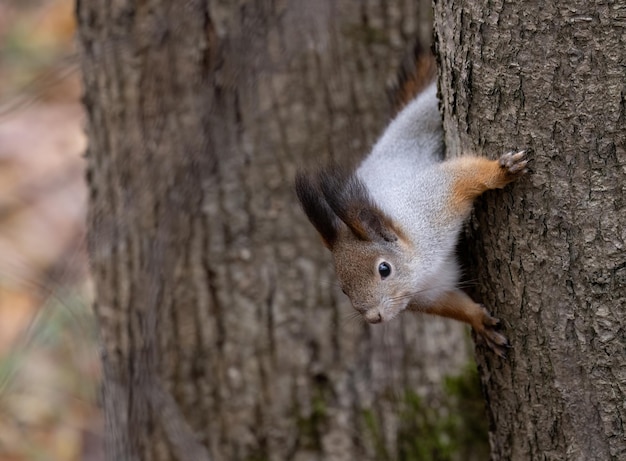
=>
[482,331,511,358]
[483,315,501,327]
[475,305,510,358]
[499,149,530,177]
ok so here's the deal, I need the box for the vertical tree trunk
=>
[434,0,626,459]
[78,1,479,460]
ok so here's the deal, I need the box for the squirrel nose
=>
[365,310,383,324]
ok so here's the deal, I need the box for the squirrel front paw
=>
[474,305,510,358]
[499,149,529,178]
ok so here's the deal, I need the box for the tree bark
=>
[78,1,480,460]
[434,0,626,459]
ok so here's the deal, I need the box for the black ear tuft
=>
[318,165,401,243]
[295,171,340,248]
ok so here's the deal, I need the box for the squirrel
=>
[295,43,528,357]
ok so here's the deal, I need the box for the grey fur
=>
[353,82,462,317]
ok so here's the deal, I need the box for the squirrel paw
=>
[475,305,510,358]
[499,149,529,177]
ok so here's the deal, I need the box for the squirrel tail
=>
[387,40,437,114]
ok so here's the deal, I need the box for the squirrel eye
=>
[378,262,391,279]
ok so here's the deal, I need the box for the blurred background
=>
[0,0,102,459]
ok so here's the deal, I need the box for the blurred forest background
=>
[0,0,102,459]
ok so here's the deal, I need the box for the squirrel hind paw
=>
[499,149,530,177]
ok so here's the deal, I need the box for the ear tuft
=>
[318,165,402,243]
[295,171,339,248]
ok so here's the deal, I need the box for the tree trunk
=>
[434,0,626,459]
[78,1,483,460]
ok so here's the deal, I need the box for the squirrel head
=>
[295,166,417,323]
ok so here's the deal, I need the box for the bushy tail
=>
[387,40,437,115]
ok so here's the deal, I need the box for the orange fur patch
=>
[425,289,486,330]
[445,157,513,214]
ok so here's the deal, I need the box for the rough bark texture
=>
[434,1,626,460]
[78,1,478,460]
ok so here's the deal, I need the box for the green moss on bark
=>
[363,362,489,461]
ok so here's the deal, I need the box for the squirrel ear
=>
[295,171,339,248]
[357,208,399,243]
[319,167,402,243]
